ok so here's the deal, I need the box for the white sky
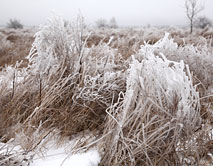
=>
[0,0,212,26]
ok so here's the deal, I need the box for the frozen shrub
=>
[100,35,201,165]
[0,14,127,151]
[146,33,213,94]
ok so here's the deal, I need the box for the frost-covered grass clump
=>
[0,15,126,153]
[145,33,213,93]
[100,36,201,165]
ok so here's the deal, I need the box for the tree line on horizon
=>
[5,0,213,33]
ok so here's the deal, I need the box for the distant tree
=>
[7,19,23,29]
[185,0,204,33]
[195,16,212,29]
[109,17,118,28]
[95,19,108,28]
[147,24,151,28]
[63,19,70,28]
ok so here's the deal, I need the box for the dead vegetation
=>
[0,29,34,69]
[100,37,202,165]
[0,16,213,166]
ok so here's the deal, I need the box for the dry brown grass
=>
[0,29,34,68]
[0,22,213,166]
[0,17,126,150]
[98,47,203,165]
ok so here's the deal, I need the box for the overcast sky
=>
[0,0,213,27]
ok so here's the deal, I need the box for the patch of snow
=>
[32,144,100,166]
[0,139,101,166]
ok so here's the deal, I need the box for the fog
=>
[0,0,212,26]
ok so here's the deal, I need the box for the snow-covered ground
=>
[32,147,100,166]
[0,140,101,166]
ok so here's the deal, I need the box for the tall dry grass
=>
[0,15,126,151]
[0,16,212,166]
[99,36,202,165]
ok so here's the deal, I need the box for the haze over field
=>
[0,0,213,26]
[0,0,213,165]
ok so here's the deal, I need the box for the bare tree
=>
[7,19,23,29]
[109,17,118,28]
[185,0,204,33]
[95,19,108,28]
